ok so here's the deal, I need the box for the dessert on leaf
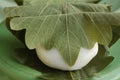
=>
[5,0,120,71]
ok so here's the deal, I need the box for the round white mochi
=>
[36,42,98,71]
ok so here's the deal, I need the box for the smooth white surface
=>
[36,42,98,70]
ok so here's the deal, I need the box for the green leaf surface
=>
[5,3,110,17]
[0,71,11,80]
[0,0,17,24]
[0,22,42,80]
[23,0,101,6]
[4,1,120,65]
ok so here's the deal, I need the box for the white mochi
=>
[36,42,98,71]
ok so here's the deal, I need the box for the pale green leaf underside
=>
[23,0,101,6]
[5,2,120,66]
[5,3,109,17]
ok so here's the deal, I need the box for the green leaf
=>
[0,71,11,80]
[5,3,110,17]
[23,0,101,6]
[0,0,17,24]
[5,2,120,65]
[0,22,42,80]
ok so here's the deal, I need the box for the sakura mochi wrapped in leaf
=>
[4,0,120,71]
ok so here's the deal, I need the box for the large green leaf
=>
[0,70,12,80]
[5,1,120,66]
[23,0,101,6]
[5,4,110,17]
[0,0,17,24]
